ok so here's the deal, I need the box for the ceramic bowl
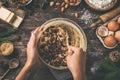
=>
[84,0,118,11]
[36,18,87,70]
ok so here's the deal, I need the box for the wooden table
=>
[0,0,120,80]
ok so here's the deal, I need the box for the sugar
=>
[88,0,114,8]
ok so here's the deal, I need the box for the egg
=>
[115,30,120,42]
[97,26,108,37]
[117,17,120,24]
[108,21,119,31]
[104,36,117,47]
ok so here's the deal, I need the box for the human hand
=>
[66,46,86,80]
[26,28,44,68]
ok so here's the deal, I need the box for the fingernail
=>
[68,49,71,53]
[31,32,34,36]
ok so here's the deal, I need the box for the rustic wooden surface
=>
[0,0,120,80]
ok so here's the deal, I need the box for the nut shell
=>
[97,26,108,37]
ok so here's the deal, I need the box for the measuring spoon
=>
[0,58,19,80]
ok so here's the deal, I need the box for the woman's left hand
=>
[26,28,44,68]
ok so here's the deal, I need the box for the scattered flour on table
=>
[80,9,98,24]
[88,0,114,8]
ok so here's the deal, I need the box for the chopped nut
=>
[61,2,65,7]
[61,7,65,12]
[74,12,79,18]
[65,4,69,8]
[50,1,54,7]
[56,2,61,6]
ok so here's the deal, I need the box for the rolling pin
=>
[90,6,120,28]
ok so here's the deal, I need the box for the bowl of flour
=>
[84,0,118,11]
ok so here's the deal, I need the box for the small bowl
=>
[8,0,32,7]
[84,0,118,11]
[0,41,14,56]
[36,18,87,70]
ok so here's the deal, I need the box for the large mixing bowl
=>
[36,18,87,70]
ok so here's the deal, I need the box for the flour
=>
[88,0,114,8]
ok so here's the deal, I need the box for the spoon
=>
[0,58,19,80]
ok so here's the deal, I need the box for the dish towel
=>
[49,68,73,80]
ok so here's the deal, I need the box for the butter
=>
[0,7,11,21]
[0,7,25,29]
[6,12,16,23]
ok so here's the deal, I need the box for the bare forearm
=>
[15,63,36,80]
[73,70,86,80]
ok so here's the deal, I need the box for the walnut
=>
[109,51,120,62]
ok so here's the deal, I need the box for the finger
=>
[80,48,83,53]
[68,46,74,56]
[28,27,41,47]
[68,46,76,52]
[28,32,36,47]
[33,27,39,35]
[83,51,86,56]
[68,50,74,56]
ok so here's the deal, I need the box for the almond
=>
[75,12,79,18]
[61,2,65,7]
[65,4,69,8]
[61,7,65,12]
[56,2,61,6]
[69,2,75,6]
[50,1,54,7]
[65,0,69,3]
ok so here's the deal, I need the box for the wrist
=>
[25,60,36,69]
[72,71,85,80]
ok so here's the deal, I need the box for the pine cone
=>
[109,51,120,62]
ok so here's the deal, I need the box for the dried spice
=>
[109,51,120,62]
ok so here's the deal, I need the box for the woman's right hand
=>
[66,46,86,80]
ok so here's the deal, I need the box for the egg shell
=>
[117,17,120,24]
[104,36,117,47]
[115,30,120,42]
[108,21,119,31]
